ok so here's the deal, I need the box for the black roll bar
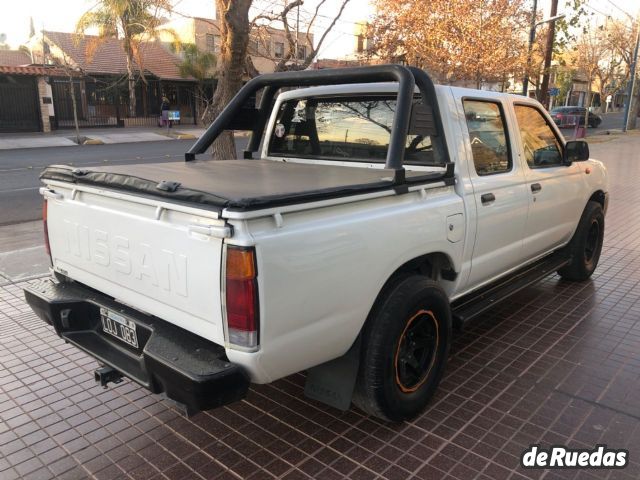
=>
[244,85,276,158]
[186,64,452,180]
[186,65,416,171]
[406,66,451,166]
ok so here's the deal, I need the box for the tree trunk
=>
[124,44,137,118]
[539,0,559,109]
[208,0,252,159]
[629,82,639,130]
[69,76,81,144]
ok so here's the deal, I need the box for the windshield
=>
[267,95,442,166]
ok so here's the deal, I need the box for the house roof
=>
[0,65,69,76]
[44,31,188,81]
[0,50,32,67]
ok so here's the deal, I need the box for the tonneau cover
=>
[40,159,444,212]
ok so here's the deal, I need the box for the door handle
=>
[481,193,495,205]
[531,183,542,193]
[39,187,63,200]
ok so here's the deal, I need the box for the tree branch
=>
[300,0,350,70]
[275,0,304,71]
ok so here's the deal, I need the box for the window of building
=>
[274,41,285,58]
[297,45,307,61]
[357,35,364,53]
[206,33,220,53]
[248,38,259,54]
[514,105,563,168]
[462,100,511,176]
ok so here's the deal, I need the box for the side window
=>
[514,105,563,168]
[462,100,511,176]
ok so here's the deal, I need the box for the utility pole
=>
[539,0,559,108]
[522,0,538,96]
[295,1,300,65]
[623,20,640,132]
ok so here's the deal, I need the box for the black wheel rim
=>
[394,310,439,393]
[585,220,600,263]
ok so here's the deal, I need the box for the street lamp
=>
[521,5,565,97]
[538,14,566,25]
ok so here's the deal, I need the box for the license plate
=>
[100,307,139,348]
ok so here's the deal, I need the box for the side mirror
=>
[564,140,589,165]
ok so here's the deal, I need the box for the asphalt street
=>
[0,137,248,226]
[0,113,626,226]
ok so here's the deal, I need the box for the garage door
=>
[0,75,41,132]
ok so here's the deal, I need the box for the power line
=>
[603,0,635,20]
[583,2,611,18]
[583,3,636,33]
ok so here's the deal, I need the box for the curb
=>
[162,131,197,140]
[83,138,105,145]
[173,133,196,140]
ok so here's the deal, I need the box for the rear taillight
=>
[225,246,259,349]
[43,200,52,264]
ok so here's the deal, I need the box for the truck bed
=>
[41,159,447,213]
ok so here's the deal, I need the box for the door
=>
[0,75,41,132]
[512,104,584,259]
[52,79,86,128]
[461,98,529,290]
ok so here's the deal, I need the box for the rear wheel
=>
[558,201,604,281]
[353,276,451,422]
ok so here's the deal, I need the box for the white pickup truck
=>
[25,66,608,421]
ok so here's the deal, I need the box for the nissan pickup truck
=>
[25,65,608,422]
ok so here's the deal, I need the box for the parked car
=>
[25,66,608,422]
[550,106,602,128]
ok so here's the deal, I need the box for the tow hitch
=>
[94,366,123,388]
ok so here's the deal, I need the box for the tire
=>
[353,276,451,422]
[558,201,604,281]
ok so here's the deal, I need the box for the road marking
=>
[0,187,40,193]
[0,167,40,173]
[0,245,44,256]
[0,154,177,173]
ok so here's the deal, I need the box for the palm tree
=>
[177,44,216,123]
[76,0,171,117]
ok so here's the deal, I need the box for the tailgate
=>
[43,181,227,345]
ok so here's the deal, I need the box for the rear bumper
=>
[24,278,249,413]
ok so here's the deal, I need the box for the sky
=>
[0,0,374,59]
[0,0,636,59]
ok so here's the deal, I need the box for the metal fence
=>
[0,75,41,132]
[51,76,197,129]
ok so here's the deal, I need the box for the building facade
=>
[24,31,198,128]
[158,17,314,75]
[0,50,64,133]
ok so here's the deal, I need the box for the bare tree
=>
[245,0,350,74]
[52,51,84,144]
[207,0,352,159]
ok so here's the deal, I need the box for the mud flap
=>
[303,337,361,411]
